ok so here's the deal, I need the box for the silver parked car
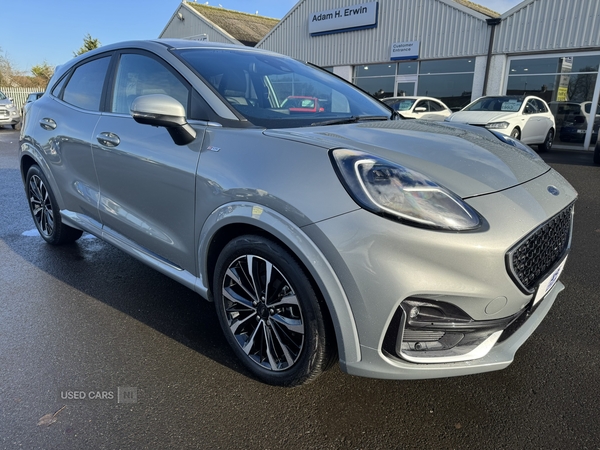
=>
[0,89,21,129]
[20,40,577,386]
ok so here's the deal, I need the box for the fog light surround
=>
[396,298,518,363]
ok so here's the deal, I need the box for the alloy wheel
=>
[28,174,54,237]
[221,254,305,371]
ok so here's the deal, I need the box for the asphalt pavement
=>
[1,126,599,449]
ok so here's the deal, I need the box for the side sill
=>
[61,210,204,297]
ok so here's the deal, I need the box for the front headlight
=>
[330,149,481,231]
[485,121,510,129]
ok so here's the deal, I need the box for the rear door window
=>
[61,56,111,111]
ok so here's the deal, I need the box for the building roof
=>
[185,3,279,46]
[453,0,500,18]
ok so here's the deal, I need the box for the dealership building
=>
[162,0,600,149]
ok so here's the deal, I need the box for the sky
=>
[1,0,522,73]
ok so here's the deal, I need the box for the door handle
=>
[96,132,121,147]
[39,118,57,130]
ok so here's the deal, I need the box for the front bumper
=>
[343,281,563,379]
[0,109,20,125]
[306,168,576,379]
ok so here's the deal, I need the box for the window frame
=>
[106,49,194,118]
[52,52,114,112]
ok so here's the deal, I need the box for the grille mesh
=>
[508,204,573,292]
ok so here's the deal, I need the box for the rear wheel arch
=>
[20,154,37,184]
[20,151,66,209]
[25,164,83,244]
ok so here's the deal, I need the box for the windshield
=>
[464,97,523,112]
[382,98,416,111]
[174,48,391,128]
[0,91,6,100]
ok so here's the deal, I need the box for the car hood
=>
[264,120,549,198]
[446,110,517,125]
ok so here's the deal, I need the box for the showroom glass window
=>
[353,58,475,108]
[353,63,396,99]
[60,56,111,111]
[111,53,189,115]
[417,58,474,110]
[507,54,600,147]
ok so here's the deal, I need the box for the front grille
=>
[507,204,573,293]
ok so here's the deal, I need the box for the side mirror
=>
[414,106,427,113]
[130,94,196,146]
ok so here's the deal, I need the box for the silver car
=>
[20,40,577,386]
[0,89,21,129]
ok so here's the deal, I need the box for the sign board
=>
[390,41,419,61]
[309,2,378,36]
[557,56,572,101]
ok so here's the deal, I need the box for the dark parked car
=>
[553,101,600,144]
[21,92,44,116]
[20,40,577,386]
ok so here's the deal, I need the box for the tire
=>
[213,235,336,387]
[26,165,83,245]
[594,141,600,165]
[538,129,554,152]
[510,127,521,140]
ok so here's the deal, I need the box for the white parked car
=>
[445,95,555,151]
[382,96,452,120]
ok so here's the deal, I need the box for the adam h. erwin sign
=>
[309,2,378,36]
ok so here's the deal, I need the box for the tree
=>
[0,47,18,86]
[31,62,54,86]
[74,34,101,56]
[567,69,596,103]
[0,46,47,88]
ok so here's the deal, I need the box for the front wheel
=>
[538,129,554,152]
[213,235,336,386]
[26,165,83,245]
[510,127,521,140]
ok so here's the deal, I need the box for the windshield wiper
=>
[310,115,390,126]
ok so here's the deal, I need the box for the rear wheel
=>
[213,235,335,386]
[538,129,554,152]
[26,165,83,245]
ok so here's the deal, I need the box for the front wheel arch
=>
[510,127,521,140]
[197,203,361,366]
[212,234,337,386]
[538,128,554,152]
